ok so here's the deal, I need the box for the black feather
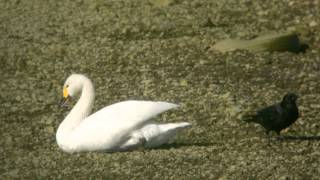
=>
[243,93,300,135]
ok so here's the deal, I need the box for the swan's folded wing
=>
[92,100,178,124]
[69,100,179,151]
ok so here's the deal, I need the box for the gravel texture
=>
[1,0,320,179]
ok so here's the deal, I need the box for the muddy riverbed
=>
[1,0,320,179]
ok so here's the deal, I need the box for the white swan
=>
[56,74,191,153]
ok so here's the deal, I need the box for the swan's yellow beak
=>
[63,87,68,98]
[61,87,71,107]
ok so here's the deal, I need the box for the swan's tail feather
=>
[160,122,191,132]
[143,122,191,148]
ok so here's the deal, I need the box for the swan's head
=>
[62,74,90,105]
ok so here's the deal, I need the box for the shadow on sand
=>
[152,142,215,150]
[280,135,320,141]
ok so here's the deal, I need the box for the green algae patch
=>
[149,0,172,7]
[213,32,307,53]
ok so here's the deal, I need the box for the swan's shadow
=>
[152,142,215,150]
[104,142,215,153]
[279,135,320,141]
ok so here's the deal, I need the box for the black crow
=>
[244,93,299,135]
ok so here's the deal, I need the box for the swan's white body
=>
[56,74,191,153]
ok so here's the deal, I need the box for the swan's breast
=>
[56,137,78,153]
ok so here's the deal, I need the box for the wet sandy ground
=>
[1,0,320,179]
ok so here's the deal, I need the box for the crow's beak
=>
[60,95,72,107]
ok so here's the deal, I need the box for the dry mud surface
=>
[1,0,320,179]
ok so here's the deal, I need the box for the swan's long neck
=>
[57,78,95,141]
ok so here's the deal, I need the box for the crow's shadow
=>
[279,135,320,141]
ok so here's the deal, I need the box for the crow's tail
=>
[242,114,258,123]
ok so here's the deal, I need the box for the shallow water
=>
[1,0,320,178]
